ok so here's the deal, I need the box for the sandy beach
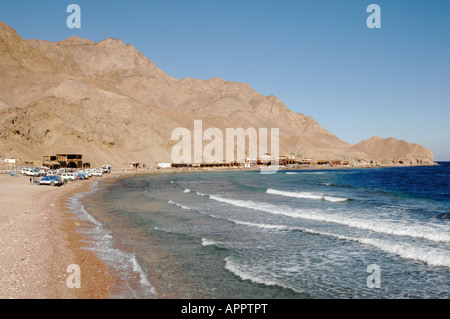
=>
[0,172,117,299]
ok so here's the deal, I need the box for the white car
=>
[35,175,65,186]
[61,172,76,181]
[92,170,103,176]
[102,165,112,173]
[21,168,40,176]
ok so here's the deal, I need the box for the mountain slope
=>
[0,22,436,168]
[352,137,435,166]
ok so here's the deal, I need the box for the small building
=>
[278,155,296,165]
[171,163,191,168]
[1,158,22,171]
[43,154,83,169]
[129,162,146,170]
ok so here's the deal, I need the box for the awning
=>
[44,161,61,165]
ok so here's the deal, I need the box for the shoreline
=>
[113,161,441,177]
[0,162,443,299]
[57,177,118,298]
[0,173,117,298]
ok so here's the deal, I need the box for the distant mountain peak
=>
[0,21,17,33]
[61,35,95,45]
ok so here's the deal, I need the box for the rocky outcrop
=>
[352,137,436,166]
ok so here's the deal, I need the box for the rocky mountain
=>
[0,22,436,168]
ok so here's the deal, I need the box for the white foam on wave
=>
[208,195,450,243]
[67,194,104,228]
[267,188,348,202]
[201,238,223,248]
[201,238,216,246]
[130,255,157,295]
[349,236,450,268]
[168,200,194,211]
[230,219,288,230]
[286,171,329,175]
[224,256,305,294]
[153,226,177,235]
[90,179,100,191]
[183,188,191,193]
[68,190,157,298]
[227,218,450,268]
[323,196,348,202]
[80,204,104,227]
[309,229,450,268]
[196,191,207,197]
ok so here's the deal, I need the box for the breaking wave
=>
[227,219,450,268]
[266,188,349,202]
[168,200,195,211]
[208,195,450,243]
[224,257,307,294]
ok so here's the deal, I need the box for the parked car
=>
[84,170,93,177]
[76,172,89,180]
[22,168,40,176]
[58,168,68,175]
[34,175,65,186]
[61,172,76,181]
[102,165,112,173]
[9,170,19,177]
[92,170,103,176]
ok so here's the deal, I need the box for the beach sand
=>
[0,172,116,299]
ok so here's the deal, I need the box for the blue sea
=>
[68,162,450,299]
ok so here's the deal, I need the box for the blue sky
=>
[1,0,449,160]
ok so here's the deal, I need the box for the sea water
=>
[70,163,450,299]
